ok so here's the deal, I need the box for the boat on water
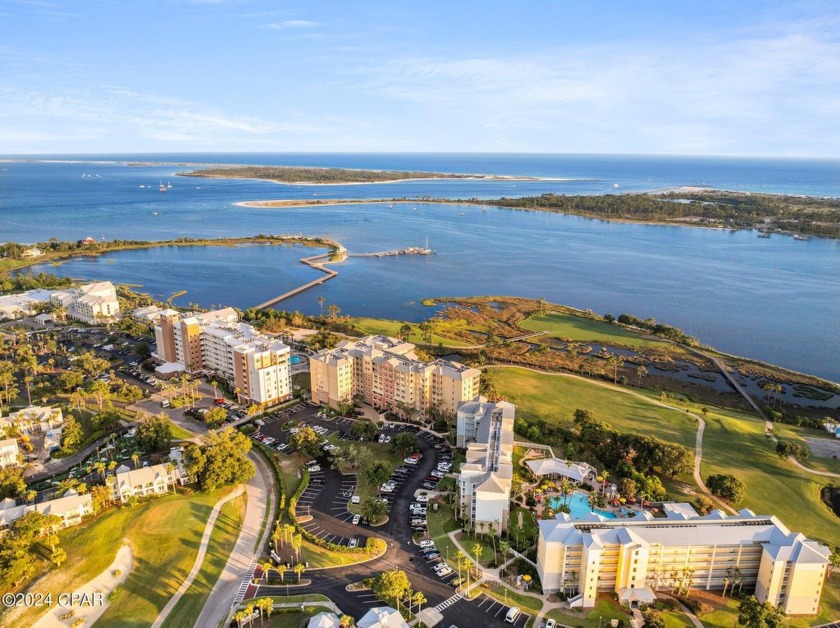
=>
[159,181,166,192]
[459,212,465,216]
[152,211,160,216]
[167,181,172,189]
[792,234,810,241]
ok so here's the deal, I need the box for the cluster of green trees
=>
[612,314,699,346]
[480,191,840,237]
[368,569,427,617]
[775,440,810,461]
[184,428,256,491]
[706,473,746,503]
[183,165,475,184]
[0,271,72,292]
[0,511,65,588]
[737,596,787,627]
[571,409,693,478]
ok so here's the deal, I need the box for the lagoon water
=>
[3,154,839,382]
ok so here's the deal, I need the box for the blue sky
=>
[1,0,838,156]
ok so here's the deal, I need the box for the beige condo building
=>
[455,396,515,535]
[537,506,830,615]
[153,308,292,406]
[309,335,480,418]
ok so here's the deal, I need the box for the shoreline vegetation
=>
[179,164,541,185]
[4,236,839,394]
[238,189,840,239]
[0,234,339,275]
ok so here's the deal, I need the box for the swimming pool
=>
[548,492,617,519]
[290,355,305,365]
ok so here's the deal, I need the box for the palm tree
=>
[412,591,426,616]
[558,477,573,506]
[327,304,340,319]
[94,461,106,481]
[472,542,483,566]
[636,365,648,387]
[258,598,273,624]
[499,540,511,576]
[600,470,610,495]
[261,560,273,584]
[294,562,305,583]
[607,354,623,384]
[291,533,302,561]
[131,452,140,469]
[317,296,326,318]
[271,525,282,553]
[276,563,287,584]
[233,610,247,628]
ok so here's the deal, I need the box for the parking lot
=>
[471,594,531,627]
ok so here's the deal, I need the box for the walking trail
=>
[194,448,277,628]
[32,542,133,628]
[151,485,246,628]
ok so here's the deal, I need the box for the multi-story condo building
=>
[0,439,19,469]
[0,491,93,529]
[309,335,480,418]
[537,506,830,615]
[111,463,183,503]
[153,308,292,406]
[50,281,120,324]
[0,405,63,435]
[455,395,515,535]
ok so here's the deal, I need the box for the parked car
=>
[505,607,521,624]
[348,539,358,549]
[352,514,361,525]
[419,540,435,548]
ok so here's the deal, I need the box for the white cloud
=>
[266,19,318,29]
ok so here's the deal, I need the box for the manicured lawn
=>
[520,312,667,349]
[292,371,311,396]
[170,423,197,440]
[95,488,237,626]
[493,367,697,449]
[662,609,696,627]
[340,441,406,514]
[256,605,334,627]
[508,507,538,550]
[545,597,631,627]
[14,487,234,628]
[700,408,840,547]
[348,317,472,347]
[300,537,384,568]
[775,423,840,475]
[160,491,247,628]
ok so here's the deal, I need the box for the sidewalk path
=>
[32,542,133,628]
[193,449,277,628]
[151,485,246,628]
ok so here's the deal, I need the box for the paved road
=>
[248,410,526,627]
[194,447,276,628]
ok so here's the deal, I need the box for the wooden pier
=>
[254,248,346,310]
[349,247,434,258]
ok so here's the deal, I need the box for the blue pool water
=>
[549,492,617,520]
[290,355,305,365]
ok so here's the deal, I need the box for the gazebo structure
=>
[526,458,597,484]
[308,611,341,628]
[356,606,409,628]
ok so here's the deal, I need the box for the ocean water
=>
[3,154,840,382]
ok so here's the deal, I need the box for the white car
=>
[545,620,557,628]
[352,514,361,525]
[411,507,427,515]
[348,539,358,548]
[419,540,435,548]
[404,457,419,465]
[351,495,361,504]
[415,494,429,503]
[308,465,321,473]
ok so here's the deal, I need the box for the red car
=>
[214,398,225,406]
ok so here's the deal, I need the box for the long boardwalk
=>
[254,249,346,310]
[253,244,433,310]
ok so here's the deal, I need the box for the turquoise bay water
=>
[4,155,840,382]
